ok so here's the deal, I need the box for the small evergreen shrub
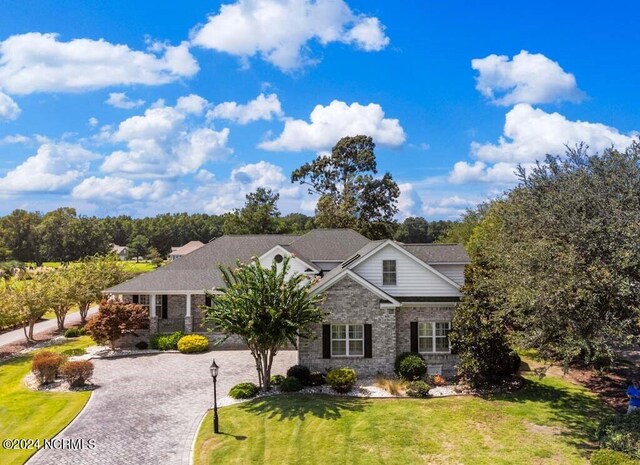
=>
[591,449,640,465]
[64,327,82,338]
[394,352,427,380]
[229,382,259,399]
[286,365,311,385]
[326,367,357,393]
[135,341,149,350]
[279,376,303,392]
[309,372,326,386]
[177,334,209,353]
[406,380,432,398]
[598,413,640,458]
[31,351,66,384]
[60,361,94,387]
[150,331,184,350]
[270,374,285,386]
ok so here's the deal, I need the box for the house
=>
[110,244,128,260]
[104,229,469,376]
[167,241,205,261]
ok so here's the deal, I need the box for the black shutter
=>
[322,324,331,359]
[364,324,372,358]
[205,295,212,307]
[132,295,139,304]
[161,295,168,319]
[410,321,419,353]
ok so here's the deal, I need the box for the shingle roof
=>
[288,229,370,261]
[400,244,470,263]
[169,240,205,257]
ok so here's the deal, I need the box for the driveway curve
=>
[28,350,297,465]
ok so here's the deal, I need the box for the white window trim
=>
[156,295,164,319]
[331,323,364,357]
[382,259,397,286]
[138,295,150,312]
[418,321,451,354]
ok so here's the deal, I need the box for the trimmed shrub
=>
[279,376,303,392]
[395,352,427,381]
[229,382,260,399]
[270,374,285,386]
[135,341,149,350]
[177,334,209,353]
[326,367,357,393]
[31,351,66,384]
[64,327,82,338]
[598,413,640,458]
[286,365,311,385]
[406,380,432,398]
[591,449,640,465]
[60,361,94,387]
[150,331,184,350]
[309,372,326,386]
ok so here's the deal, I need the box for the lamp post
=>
[209,359,220,434]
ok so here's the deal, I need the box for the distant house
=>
[167,241,205,261]
[111,244,128,260]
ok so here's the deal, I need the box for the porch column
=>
[149,294,158,334]
[184,294,193,333]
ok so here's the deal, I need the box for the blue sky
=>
[0,0,638,219]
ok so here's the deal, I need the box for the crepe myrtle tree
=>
[203,256,324,391]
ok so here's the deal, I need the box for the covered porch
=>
[123,293,214,334]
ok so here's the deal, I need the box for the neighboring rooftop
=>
[168,241,205,258]
[400,243,470,263]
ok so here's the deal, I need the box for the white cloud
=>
[397,182,422,218]
[472,50,584,106]
[472,103,637,163]
[106,92,145,109]
[190,0,389,71]
[259,100,405,151]
[72,176,167,201]
[0,91,20,120]
[88,117,99,127]
[207,93,283,124]
[448,161,521,184]
[0,142,97,193]
[100,96,230,177]
[0,134,29,144]
[0,33,198,95]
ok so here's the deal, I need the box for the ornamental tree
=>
[203,256,324,391]
[84,300,148,350]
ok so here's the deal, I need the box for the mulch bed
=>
[568,361,635,413]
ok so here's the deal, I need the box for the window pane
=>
[418,337,432,353]
[332,340,346,356]
[435,337,449,352]
[139,295,149,305]
[155,295,163,306]
[332,325,346,339]
[349,324,363,339]
[349,340,363,356]
[418,322,431,337]
[435,322,448,336]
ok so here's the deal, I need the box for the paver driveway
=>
[28,350,297,465]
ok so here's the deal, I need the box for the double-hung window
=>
[331,324,364,357]
[155,295,164,319]
[418,322,451,353]
[138,295,150,311]
[382,260,397,285]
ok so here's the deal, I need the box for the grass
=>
[0,336,94,465]
[121,261,157,274]
[194,373,610,465]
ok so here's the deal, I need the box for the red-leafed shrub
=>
[32,351,66,384]
[60,360,95,387]
[85,299,148,350]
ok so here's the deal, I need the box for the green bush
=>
[326,367,357,393]
[60,360,94,387]
[64,327,82,338]
[270,374,285,386]
[286,365,311,385]
[229,382,260,399]
[177,334,209,353]
[598,413,640,458]
[309,372,326,386]
[406,380,432,398]
[591,449,640,465]
[150,331,184,350]
[394,352,427,380]
[279,376,303,392]
[31,351,66,384]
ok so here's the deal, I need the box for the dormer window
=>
[382,260,397,285]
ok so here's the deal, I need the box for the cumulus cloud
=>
[0,134,29,144]
[100,95,230,177]
[448,161,521,184]
[106,92,145,109]
[422,196,480,219]
[0,142,97,193]
[72,176,167,201]
[472,50,584,106]
[0,33,198,95]
[207,93,283,124]
[259,100,405,151]
[472,103,637,163]
[190,0,389,71]
[0,91,20,120]
[397,182,423,218]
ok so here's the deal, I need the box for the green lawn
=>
[121,261,157,274]
[0,336,94,465]
[194,374,609,465]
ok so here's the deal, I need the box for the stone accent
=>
[299,276,396,377]
[116,330,150,348]
[149,316,158,334]
[396,305,458,377]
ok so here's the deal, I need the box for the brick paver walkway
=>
[28,350,297,465]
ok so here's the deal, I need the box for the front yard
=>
[195,373,609,465]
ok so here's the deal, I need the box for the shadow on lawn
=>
[239,395,370,421]
[481,377,605,453]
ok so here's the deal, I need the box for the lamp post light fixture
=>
[209,359,220,434]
